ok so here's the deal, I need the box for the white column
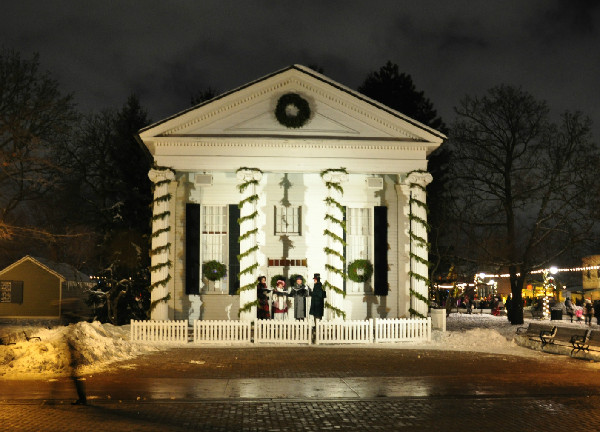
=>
[236,169,263,321]
[401,171,432,318]
[322,170,348,320]
[149,168,175,321]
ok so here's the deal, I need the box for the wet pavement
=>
[3,346,600,431]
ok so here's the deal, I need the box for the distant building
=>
[0,256,94,320]
[582,255,600,300]
[137,65,445,322]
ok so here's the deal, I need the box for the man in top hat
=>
[309,273,326,320]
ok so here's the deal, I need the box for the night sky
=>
[3,1,599,137]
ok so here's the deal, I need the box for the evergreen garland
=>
[149,166,174,305]
[236,167,263,311]
[238,299,260,316]
[407,169,432,319]
[149,292,171,313]
[151,227,171,238]
[321,168,348,317]
[325,301,346,319]
[149,261,172,272]
[152,211,170,221]
[323,281,345,296]
[239,228,258,242]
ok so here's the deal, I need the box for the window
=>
[0,281,10,302]
[201,205,228,291]
[346,208,373,292]
[275,206,301,235]
[0,280,23,303]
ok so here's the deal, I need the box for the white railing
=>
[374,317,431,343]
[315,319,374,345]
[130,319,188,343]
[254,319,312,344]
[193,320,251,344]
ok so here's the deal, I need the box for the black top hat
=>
[313,273,320,280]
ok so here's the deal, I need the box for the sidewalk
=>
[3,346,600,431]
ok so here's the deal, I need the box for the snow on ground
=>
[1,313,597,378]
[0,321,159,379]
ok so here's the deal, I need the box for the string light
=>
[473,265,600,279]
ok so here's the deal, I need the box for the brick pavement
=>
[3,395,600,431]
[4,346,600,431]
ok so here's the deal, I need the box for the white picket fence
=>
[315,319,374,345]
[130,317,431,344]
[374,317,431,343]
[193,320,252,344]
[254,319,312,344]
[130,319,188,343]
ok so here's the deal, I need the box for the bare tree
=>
[0,48,78,224]
[447,85,598,324]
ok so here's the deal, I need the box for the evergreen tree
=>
[358,61,451,291]
[63,95,153,323]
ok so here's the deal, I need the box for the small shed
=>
[0,256,94,320]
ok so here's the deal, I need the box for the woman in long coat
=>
[309,273,326,320]
[290,275,310,320]
[256,276,271,319]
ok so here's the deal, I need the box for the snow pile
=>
[428,313,538,357]
[0,321,158,378]
[0,313,579,378]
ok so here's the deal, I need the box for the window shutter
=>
[228,204,241,295]
[11,281,24,304]
[185,203,200,295]
[374,206,388,296]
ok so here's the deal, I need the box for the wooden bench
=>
[516,322,556,345]
[23,331,41,342]
[571,329,600,357]
[540,326,588,350]
[0,334,16,345]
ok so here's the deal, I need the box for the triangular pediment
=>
[140,65,445,143]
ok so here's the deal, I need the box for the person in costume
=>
[290,275,310,320]
[272,279,289,320]
[256,276,271,319]
[309,273,326,320]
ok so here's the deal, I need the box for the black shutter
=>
[185,203,200,295]
[11,281,24,304]
[228,204,241,295]
[374,206,388,296]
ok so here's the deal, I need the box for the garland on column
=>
[149,167,174,301]
[236,167,262,316]
[321,168,348,319]
[406,169,432,318]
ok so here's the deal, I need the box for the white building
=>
[137,65,444,322]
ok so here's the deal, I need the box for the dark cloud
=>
[1,1,599,138]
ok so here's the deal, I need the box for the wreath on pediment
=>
[275,93,311,128]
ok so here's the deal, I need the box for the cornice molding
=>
[163,76,422,141]
[153,139,431,153]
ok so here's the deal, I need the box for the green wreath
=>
[202,260,227,281]
[275,93,311,128]
[289,274,306,287]
[347,259,374,283]
[270,274,285,288]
